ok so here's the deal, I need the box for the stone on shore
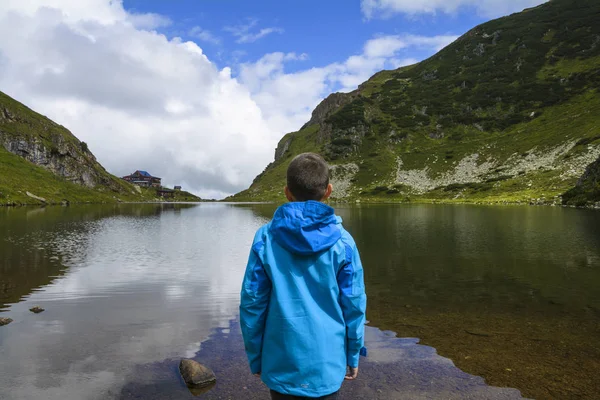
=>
[29,306,45,314]
[26,192,47,203]
[0,317,13,326]
[179,359,216,391]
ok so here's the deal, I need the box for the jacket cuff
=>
[347,352,360,368]
[250,359,261,374]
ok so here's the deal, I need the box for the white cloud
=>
[127,12,172,30]
[0,2,276,199]
[364,34,458,58]
[238,34,457,133]
[389,57,419,69]
[224,18,284,43]
[188,25,221,44]
[361,0,549,19]
[0,1,459,198]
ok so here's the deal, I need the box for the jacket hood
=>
[269,201,342,255]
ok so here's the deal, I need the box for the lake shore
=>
[3,196,599,209]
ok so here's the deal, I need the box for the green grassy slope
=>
[0,90,133,191]
[0,146,154,205]
[0,91,201,205]
[230,0,600,204]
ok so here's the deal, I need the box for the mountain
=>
[230,0,600,205]
[0,91,200,205]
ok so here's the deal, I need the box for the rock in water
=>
[29,306,45,314]
[179,359,216,389]
[0,317,13,326]
[187,382,216,397]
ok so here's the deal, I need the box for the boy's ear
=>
[284,186,295,202]
[321,184,333,201]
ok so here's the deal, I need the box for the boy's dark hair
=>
[286,153,330,201]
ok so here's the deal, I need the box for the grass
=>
[0,146,148,205]
[0,147,203,206]
[0,91,81,152]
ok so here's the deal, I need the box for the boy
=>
[240,152,367,399]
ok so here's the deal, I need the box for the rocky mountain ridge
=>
[0,91,194,205]
[562,153,600,207]
[0,91,126,191]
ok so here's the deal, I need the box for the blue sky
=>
[0,0,548,198]
[123,0,489,73]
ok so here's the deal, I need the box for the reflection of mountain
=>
[335,204,600,399]
[0,203,264,400]
[338,204,600,313]
[233,202,600,398]
[2,203,598,399]
[0,204,199,310]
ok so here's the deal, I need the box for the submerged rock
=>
[29,306,45,314]
[187,382,217,397]
[465,329,492,337]
[0,317,13,326]
[179,359,216,391]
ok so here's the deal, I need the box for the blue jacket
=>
[240,201,367,397]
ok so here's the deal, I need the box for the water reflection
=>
[119,320,525,399]
[333,205,600,313]
[333,204,600,399]
[0,204,262,400]
[0,203,598,399]
[0,204,200,310]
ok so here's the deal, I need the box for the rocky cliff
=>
[0,91,126,191]
[0,91,160,205]
[562,154,600,207]
[231,0,600,204]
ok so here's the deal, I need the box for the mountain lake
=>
[0,203,599,400]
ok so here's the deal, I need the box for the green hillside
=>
[0,146,150,205]
[230,0,600,205]
[0,91,200,205]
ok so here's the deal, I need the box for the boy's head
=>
[285,153,333,202]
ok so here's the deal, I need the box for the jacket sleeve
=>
[239,239,272,374]
[337,240,367,368]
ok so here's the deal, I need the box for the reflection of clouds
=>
[32,320,65,335]
[37,206,250,299]
[11,355,117,400]
[164,285,187,300]
[365,327,454,365]
[0,204,263,400]
[139,320,525,400]
[184,342,202,359]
